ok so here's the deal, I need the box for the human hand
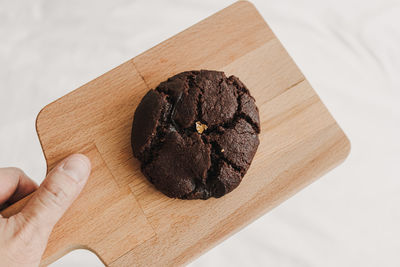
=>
[0,154,91,267]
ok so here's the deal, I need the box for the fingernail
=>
[61,155,91,182]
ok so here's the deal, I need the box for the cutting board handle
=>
[0,143,156,266]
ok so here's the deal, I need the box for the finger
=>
[0,167,38,206]
[17,154,91,236]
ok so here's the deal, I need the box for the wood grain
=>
[1,1,350,266]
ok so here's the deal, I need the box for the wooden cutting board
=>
[1,1,350,266]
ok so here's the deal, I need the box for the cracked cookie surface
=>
[131,70,260,199]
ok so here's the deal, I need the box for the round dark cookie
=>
[131,70,260,199]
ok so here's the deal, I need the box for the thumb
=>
[19,154,91,237]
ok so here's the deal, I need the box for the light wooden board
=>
[1,1,350,266]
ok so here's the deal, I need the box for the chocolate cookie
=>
[131,70,260,199]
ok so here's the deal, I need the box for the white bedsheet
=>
[1,0,399,266]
